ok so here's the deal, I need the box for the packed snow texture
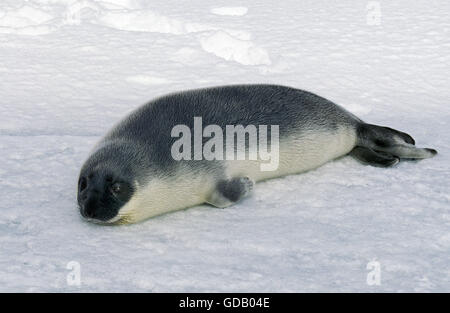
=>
[0,0,449,292]
[211,7,248,17]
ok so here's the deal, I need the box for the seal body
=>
[77,84,437,224]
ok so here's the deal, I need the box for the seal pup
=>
[77,84,437,224]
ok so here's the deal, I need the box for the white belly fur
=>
[226,127,357,181]
[116,126,356,223]
[114,171,216,224]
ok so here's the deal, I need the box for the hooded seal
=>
[77,84,437,224]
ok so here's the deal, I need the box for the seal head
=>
[77,141,140,223]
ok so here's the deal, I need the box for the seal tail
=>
[351,123,437,166]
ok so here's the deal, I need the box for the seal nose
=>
[79,190,101,219]
[80,198,97,219]
[78,175,102,220]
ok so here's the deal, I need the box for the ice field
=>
[0,0,449,292]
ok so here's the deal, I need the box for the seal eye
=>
[109,182,131,202]
[110,182,122,195]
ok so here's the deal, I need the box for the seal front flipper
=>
[350,146,400,167]
[207,177,254,208]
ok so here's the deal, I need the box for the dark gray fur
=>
[99,85,359,173]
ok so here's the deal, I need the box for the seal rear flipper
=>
[357,123,437,160]
[206,177,254,208]
[350,146,400,167]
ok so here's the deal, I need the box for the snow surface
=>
[0,0,449,292]
[211,7,248,17]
